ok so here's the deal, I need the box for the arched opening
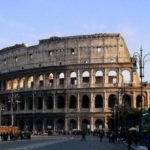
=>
[27,97,33,110]
[57,95,65,108]
[123,94,131,107]
[46,120,53,130]
[49,73,54,86]
[46,96,53,109]
[19,120,25,131]
[13,79,18,89]
[19,97,25,110]
[122,70,131,83]
[36,120,43,132]
[20,77,25,88]
[69,119,77,129]
[107,118,114,131]
[39,75,44,87]
[82,95,90,108]
[136,95,142,108]
[6,80,12,90]
[56,119,64,130]
[37,97,43,110]
[82,71,90,83]
[95,70,103,84]
[26,120,33,132]
[82,119,90,130]
[28,76,34,88]
[69,95,76,108]
[70,72,77,85]
[108,94,117,108]
[108,70,117,84]
[59,73,65,85]
[95,95,103,108]
[95,119,103,129]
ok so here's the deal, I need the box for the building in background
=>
[0,33,149,133]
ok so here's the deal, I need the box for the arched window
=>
[136,95,141,108]
[28,76,34,88]
[82,71,90,83]
[82,95,90,108]
[82,119,90,130]
[57,95,65,108]
[49,73,54,86]
[39,75,44,87]
[69,119,76,129]
[95,95,103,108]
[95,70,103,84]
[56,119,65,130]
[108,70,117,84]
[46,96,53,109]
[123,94,131,107]
[19,97,25,110]
[20,77,25,89]
[69,95,76,108]
[108,94,117,108]
[70,72,77,85]
[6,80,12,90]
[59,73,65,85]
[27,97,33,110]
[95,119,103,129]
[13,79,18,89]
[37,97,43,110]
[122,70,131,83]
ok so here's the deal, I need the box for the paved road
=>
[0,135,129,150]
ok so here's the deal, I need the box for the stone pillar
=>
[132,92,136,108]
[77,69,81,88]
[104,92,108,111]
[43,119,45,132]
[104,68,108,85]
[33,93,35,112]
[77,117,81,130]
[147,91,150,107]
[53,93,56,112]
[90,93,94,112]
[90,68,94,86]
[54,119,56,132]
[118,68,122,86]
[91,116,94,131]
[77,93,80,112]
[104,116,108,129]
[65,117,68,131]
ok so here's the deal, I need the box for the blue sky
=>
[0,0,150,81]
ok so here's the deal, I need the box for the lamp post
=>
[133,48,150,133]
[8,92,20,126]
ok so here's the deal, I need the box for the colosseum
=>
[0,33,149,133]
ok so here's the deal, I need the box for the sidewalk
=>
[131,145,147,150]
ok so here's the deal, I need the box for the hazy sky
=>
[0,0,150,81]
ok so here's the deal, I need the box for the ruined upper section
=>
[0,33,132,74]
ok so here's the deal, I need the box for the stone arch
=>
[26,120,33,132]
[108,70,117,84]
[46,96,53,109]
[49,73,54,86]
[19,120,25,131]
[69,119,77,129]
[82,71,90,83]
[56,119,65,130]
[95,119,103,129]
[46,120,53,130]
[36,119,43,132]
[19,96,25,110]
[27,97,33,110]
[95,95,103,108]
[20,77,25,88]
[39,75,44,87]
[108,94,117,108]
[123,94,131,107]
[37,97,43,110]
[6,80,12,90]
[59,73,65,85]
[122,70,131,83]
[82,119,90,130]
[13,79,18,89]
[28,76,34,88]
[70,72,77,85]
[136,95,141,108]
[57,95,65,108]
[95,70,103,84]
[69,95,77,108]
[82,95,90,108]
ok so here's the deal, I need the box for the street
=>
[0,135,129,150]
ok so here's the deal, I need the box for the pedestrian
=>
[81,130,86,141]
[99,130,104,142]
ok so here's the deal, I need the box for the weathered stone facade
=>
[0,33,149,133]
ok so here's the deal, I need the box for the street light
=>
[8,92,20,126]
[0,104,5,125]
[133,47,150,133]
